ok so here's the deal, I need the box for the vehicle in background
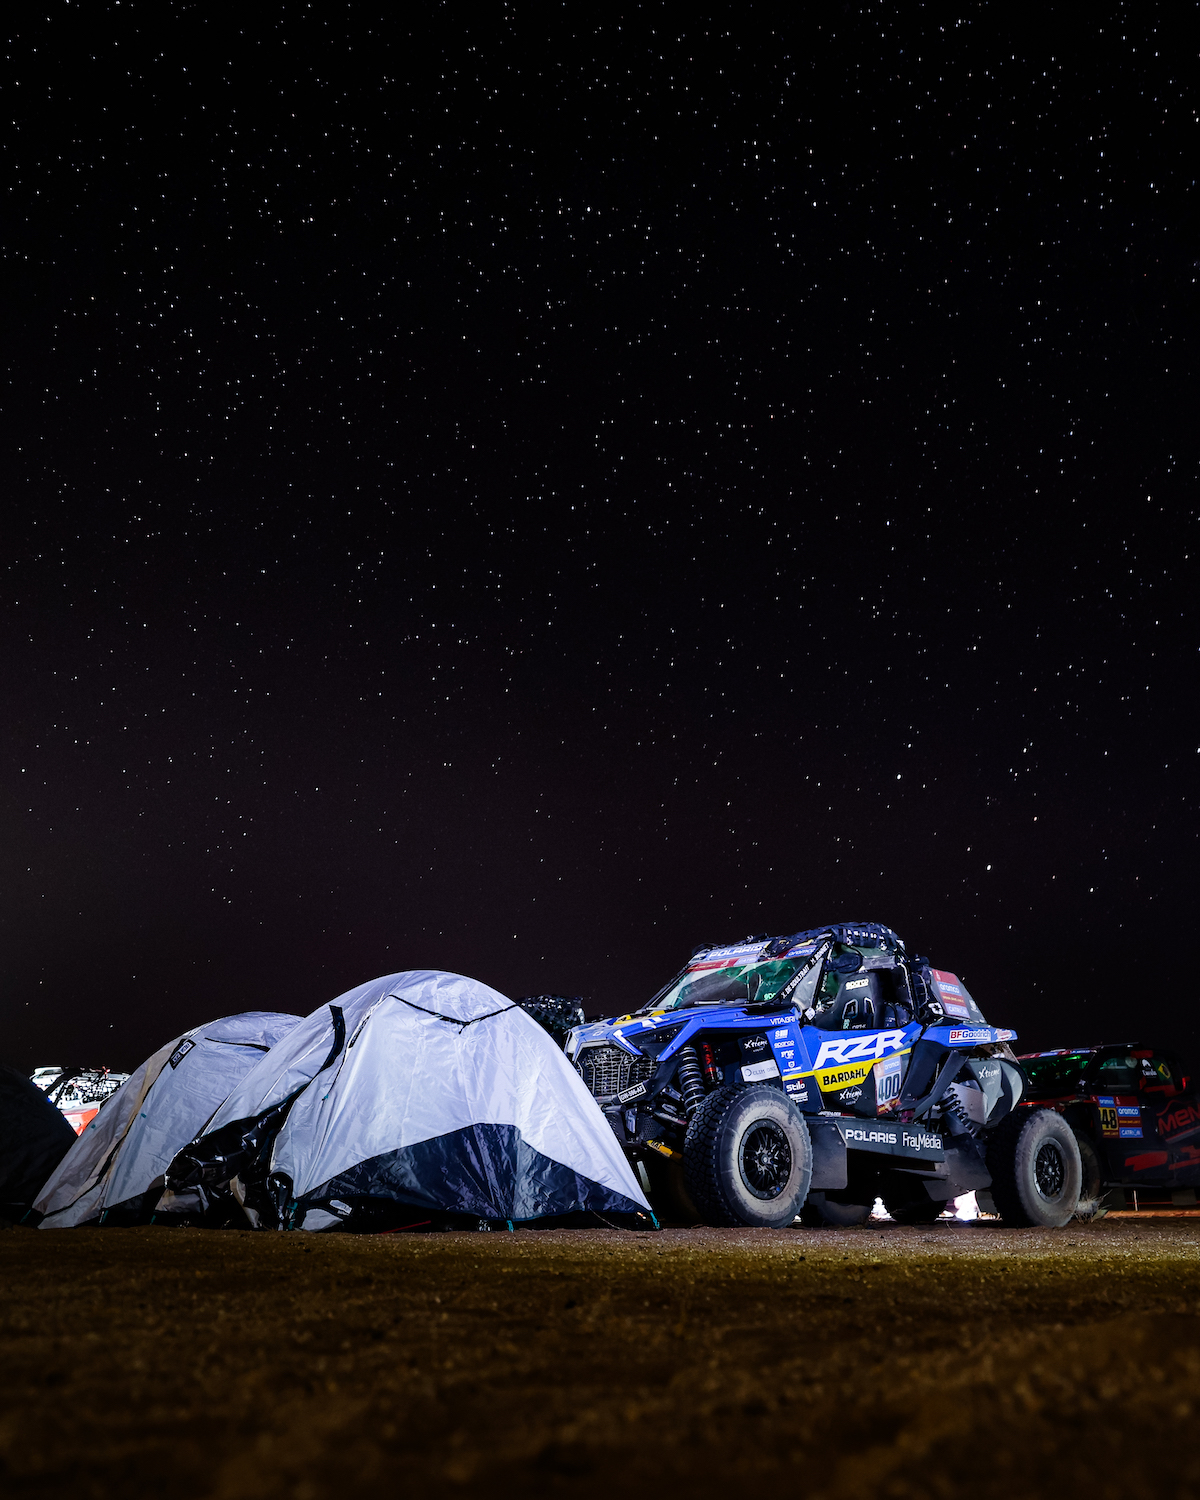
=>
[1018,1044,1200,1214]
[566,921,1082,1230]
[31,1067,130,1135]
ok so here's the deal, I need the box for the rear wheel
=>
[684,1085,812,1228]
[1072,1131,1105,1220]
[985,1108,1082,1227]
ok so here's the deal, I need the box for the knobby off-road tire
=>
[1072,1131,1106,1220]
[985,1108,1082,1227]
[683,1085,813,1228]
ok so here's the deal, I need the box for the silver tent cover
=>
[167,970,651,1231]
[34,1011,302,1227]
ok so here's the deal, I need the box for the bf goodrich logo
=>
[813,1030,908,1069]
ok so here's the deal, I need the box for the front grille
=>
[576,1044,654,1100]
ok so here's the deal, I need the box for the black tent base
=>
[294,1194,660,1235]
[288,1124,655,1234]
[513,1209,659,1231]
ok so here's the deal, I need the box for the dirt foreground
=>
[3,1216,1200,1499]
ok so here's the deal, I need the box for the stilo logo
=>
[813,1030,909,1069]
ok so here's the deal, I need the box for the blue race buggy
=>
[565,922,1081,1228]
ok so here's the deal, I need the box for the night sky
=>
[4,7,1194,1073]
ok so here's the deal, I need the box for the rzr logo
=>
[813,1030,908,1069]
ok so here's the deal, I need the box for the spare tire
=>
[515,995,586,1047]
[985,1108,1082,1228]
[684,1085,812,1228]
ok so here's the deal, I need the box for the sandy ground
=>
[3,1216,1200,1499]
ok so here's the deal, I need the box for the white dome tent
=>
[166,971,653,1232]
[34,1012,302,1228]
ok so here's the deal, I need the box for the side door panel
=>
[1154,1094,1200,1185]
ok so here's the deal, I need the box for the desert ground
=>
[2,1215,1199,1499]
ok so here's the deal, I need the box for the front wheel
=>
[985,1108,1082,1227]
[684,1085,813,1228]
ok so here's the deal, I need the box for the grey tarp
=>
[167,970,652,1231]
[35,1012,301,1227]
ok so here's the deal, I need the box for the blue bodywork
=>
[564,922,1023,1186]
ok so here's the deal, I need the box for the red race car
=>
[1016,1044,1200,1213]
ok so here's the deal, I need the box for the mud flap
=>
[807,1117,849,1191]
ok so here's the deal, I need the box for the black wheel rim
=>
[1034,1140,1066,1200]
[738,1122,793,1200]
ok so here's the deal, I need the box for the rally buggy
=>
[1018,1043,1200,1215]
[564,922,1082,1228]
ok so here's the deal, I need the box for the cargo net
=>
[576,1045,654,1101]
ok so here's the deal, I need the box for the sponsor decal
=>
[874,1053,903,1106]
[617,1081,648,1104]
[1119,1126,1144,1139]
[329,1200,352,1217]
[901,1130,944,1153]
[692,943,762,964]
[947,1027,992,1044]
[816,1059,873,1093]
[742,1059,781,1083]
[839,1086,864,1104]
[785,1081,809,1101]
[932,971,971,1019]
[739,1034,770,1057]
[844,977,869,992]
[1160,1102,1200,1138]
[1099,1105,1119,1136]
[168,1038,196,1070]
[840,1124,943,1157]
[1097,1095,1116,1107]
[843,1125,897,1146]
[774,1028,790,1040]
[1116,1106,1140,1119]
[813,1030,909,1070]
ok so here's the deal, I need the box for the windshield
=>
[1021,1054,1093,1098]
[642,956,812,1014]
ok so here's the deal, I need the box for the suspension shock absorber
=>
[676,1044,706,1117]
[700,1041,720,1086]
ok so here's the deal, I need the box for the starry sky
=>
[3,6,1194,1072]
